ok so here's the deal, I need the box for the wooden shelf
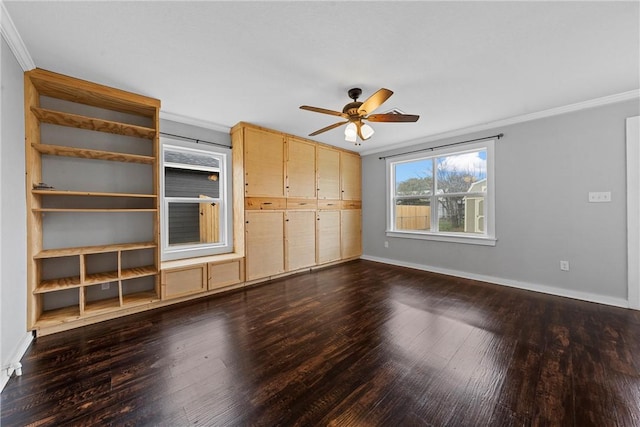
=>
[25,69,161,334]
[37,305,81,326]
[85,271,119,285]
[122,291,159,307]
[34,266,158,293]
[31,107,156,139]
[33,208,157,213]
[32,143,155,164]
[35,242,156,259]
[84,297,121,315]
[122,265,157,280]
[36,276,81,293]
[32,190,157,198]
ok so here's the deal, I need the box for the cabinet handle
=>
[262,202,272,205]
[300,203,307,205]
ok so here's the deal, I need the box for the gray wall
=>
[362,99,639,305]
[1,37,29,385]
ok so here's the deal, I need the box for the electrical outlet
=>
[384,241,389,248]
[560,260,570,271]
[588,191,611,203]
[101,283,110,290]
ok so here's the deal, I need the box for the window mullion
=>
[431,157,438,232]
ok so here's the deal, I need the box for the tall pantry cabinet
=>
[24,69,161,335]
[232,123,361,283]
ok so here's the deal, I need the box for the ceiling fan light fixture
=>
[344,122,357,141]
[361,123,375,139]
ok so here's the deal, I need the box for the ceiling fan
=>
[300,88,419,145]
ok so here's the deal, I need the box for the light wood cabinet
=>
[232,122,361,282]
[162,265,207,299]
[317,145,341,200]
[341,209,362,259]
[209,258,245,290]
[245,211,285,280]
[286,137,316,199]
[317,210,342,264]
[341,151,362,201]
[244,127,285,197]
[24,69,161,334]
[285,210,316,271]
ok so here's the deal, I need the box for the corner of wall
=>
[0,331,32,392]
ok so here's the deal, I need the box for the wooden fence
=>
[395,205,431,230]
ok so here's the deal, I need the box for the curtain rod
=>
[160,132,232,150]
[378,133,504,160]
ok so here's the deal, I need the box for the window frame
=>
[386,140,496,246]
[160,139,233,260]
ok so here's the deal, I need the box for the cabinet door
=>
[317,146,341,200]
[341,209,362,259]
[316,210,341,264]
[341,152,361,200]
[286,137,316,199]
[286,210,316,271]
[244,127,285,197]
[161,264,207,300]
[245,211,285,280]
[209,259,244,290]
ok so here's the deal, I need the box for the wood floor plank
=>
[2,260,639,426]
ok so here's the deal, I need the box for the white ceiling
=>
[4,1,639,153]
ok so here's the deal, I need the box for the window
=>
[387,140,496,245]
[161,141,232,260]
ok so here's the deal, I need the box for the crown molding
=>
[0,1,35,71]
[160,110,231,134]
[360,89,640,157]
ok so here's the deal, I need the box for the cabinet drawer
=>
[209,259,245,290]
[286,198,317,210]
[341,200,362,209]
[161,264,207,299]
[318,199,341,210]
[245,197,286,210]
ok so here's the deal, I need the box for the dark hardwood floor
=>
[2,260,639,426]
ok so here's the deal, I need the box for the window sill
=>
[385,230,497,246]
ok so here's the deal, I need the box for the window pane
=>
[164,150,219,168]
[395,159,433,196]
[438,196,485,234]
[168,201,222,245]
[395,198,431,231]
[165,167,219,198]
[436,150,487,194]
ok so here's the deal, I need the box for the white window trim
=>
[385,139,496,246]
[160,139,233,260]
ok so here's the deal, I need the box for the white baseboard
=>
[1,332,33,392]
[360,255,630,309]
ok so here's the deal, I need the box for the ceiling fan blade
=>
[367,113,420,122]
[309,121,349,136]
[357,88,393,115]
[300,105,349,119]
